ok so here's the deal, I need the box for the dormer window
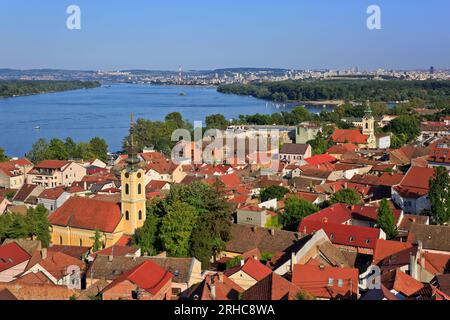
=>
[328,278,334,286]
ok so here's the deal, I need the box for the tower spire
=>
[126,113,140,171]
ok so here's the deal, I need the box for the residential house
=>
[224,257,272,290]
[407,224,450,254]
[236,205,278,228]
[101,261,173,300]
[392,166,435,214]
[241,272,300,300]
[11,183,44,207]
[292,264,359,300]
[279,144,311,164]
[0,243,31,283]
[37,187,71,213]
[27,160,87,188]
[0,158,33,189]
[188,273,244,300]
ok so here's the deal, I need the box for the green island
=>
[0,80,101,98]
[217,80,450,106]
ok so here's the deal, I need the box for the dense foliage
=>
[0,80,100,98]
[429,167,450,225]
[281,196,320,231]
[27,137,108,162]
[330,189,362,205]
[260,185,290,202]
[377,199,398,239]
[218,80,450,103]
[0,204,51,247]
[0,148,8,162]
[132,182,233,268]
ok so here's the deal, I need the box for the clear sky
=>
[0,0,449,70]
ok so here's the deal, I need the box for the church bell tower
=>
[121,113,146,235]
[362,100,376,148]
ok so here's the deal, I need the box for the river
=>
[0,84,333,157]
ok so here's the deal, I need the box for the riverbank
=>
[0,80,101,98]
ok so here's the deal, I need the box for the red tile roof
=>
[382,269,425,297]
[225,258,272,281]
[242,273,300,300]
[146,180,169,191]
[304,154,337,166]
[400,167,435,190]
[292,264,359,299]
[296,192,320,204]
[91,245,139,259]
[0,242,31,272]
[38,187,66,200]
[38,251,86,280]
[331,129,368,144]
[102,260,172,296]
[49,197,122,233]
[190,273,244,300]
[327,143,357,154]
[298,219,381,249]
[377,173,404,187]
[219,173,242,189]
[373,239,414,264]
[34,160,70,169]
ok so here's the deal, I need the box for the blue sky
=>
[0,0,449,70]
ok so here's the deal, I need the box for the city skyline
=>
[0,0,449,70]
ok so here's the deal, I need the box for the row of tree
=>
[218,80,450,104]
[26,137,109,163]
[0,80,100,98]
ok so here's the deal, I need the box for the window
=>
[138,210,142,220]
[328,278,334,286]
[60,236,63,245]
[126,211,130,221]
[172,288,182,296]
[138,183,142,195]
[338,279,344,287]
[125,184,129,195]
[79,239,82,247]
[349,236,354,242]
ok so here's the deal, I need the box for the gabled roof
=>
[400,166,435,190]
[407,223,450,252]
[225,224,300,254]
[373,239,414,264]
[91,245,139,259]
[377,172,404,187]
[241,273,300,300]
[280,143,310,155]
[298,219,381,249]
[331,129,368,144]
[37,251,86,280]
[0,242,31,272]
[34,160,71,170]
[13,184,39,202]
[102,260,172,296]
[292,264,359,299]
[327,143,357,155]
[49,197,122,233]
[381,269,425,298]
[225,258,272,281]
[146,180,169,191]
[304,154,337,166]
[218,173,242,189]
[189,273,244,300]
[38,187,67,200]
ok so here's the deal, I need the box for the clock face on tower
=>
[137,172,142,178]
[125,173,130,178]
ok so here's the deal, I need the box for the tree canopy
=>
[377,199,398,239]
[429,167,450,225]
[330,189,362,205]
[281,196,319,231]
[260,185,290,202]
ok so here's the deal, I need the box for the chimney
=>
[290,252,296,273]
[409,252,418,280]
[418,240,423,252]
[84,181,87,191]
[270,229,275,236]
[319,264,325,270]
[218,273,224,283]
[240,259,245,267]
[108,255,113,262]
[210,282,216,300]
[251,226,256,233]
[41,248,47,260]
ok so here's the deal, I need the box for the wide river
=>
[0,84,332,157]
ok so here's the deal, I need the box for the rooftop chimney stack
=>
[41,248,47,260]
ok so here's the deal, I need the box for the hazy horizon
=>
[1,0,449,70]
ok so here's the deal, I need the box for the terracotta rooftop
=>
[241,272,300,300]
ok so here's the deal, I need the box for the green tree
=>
[429,167,450,225]
[0,148,8,162]
[46,138,69,160]
[260,186,289,202]
[377,199,398,239]
[26,204,51,248]
[91,229,103,252]
[307,131,333,155]
[160,201,198,257]
[384,115,420,143]
[133,206,160,255]
[64,137,78,159]
[89,137,109,162]
[281,197,319,231]
[206,114,229,130]
[330,189,362,205]
[27,138,49,163]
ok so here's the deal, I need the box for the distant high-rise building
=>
[430,66,435,74]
